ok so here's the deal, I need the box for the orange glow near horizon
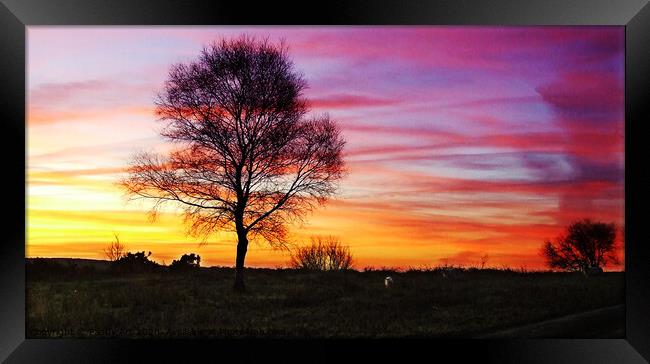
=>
[27,27,625,270]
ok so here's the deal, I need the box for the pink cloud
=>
[309,94,401,109]
[536,71,624,116]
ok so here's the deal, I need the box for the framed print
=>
[1,0,649,362]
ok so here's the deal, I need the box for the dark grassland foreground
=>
[26,263,624,338]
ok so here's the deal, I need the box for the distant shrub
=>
[362,266,400,274]
[169,253,201,272]
[289,236,354,271]
[110,251,160,273]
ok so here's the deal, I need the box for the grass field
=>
[26,260,625,338]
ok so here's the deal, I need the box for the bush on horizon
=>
[169,253,201,272]
[289,236,354,271]
[110,251,160,274]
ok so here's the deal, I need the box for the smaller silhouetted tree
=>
[169,253,201,271]
[103,233,126,261]
[542,219,619,272]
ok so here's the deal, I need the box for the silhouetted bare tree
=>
[103,233,126,261]
[542,219,619,272]
[120,36,346,292]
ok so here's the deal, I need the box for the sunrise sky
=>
[26,26,625,270]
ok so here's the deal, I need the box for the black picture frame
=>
[1,0,649,362]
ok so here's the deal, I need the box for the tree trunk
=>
[233,230,248,293]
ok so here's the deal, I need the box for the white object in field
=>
[384,276,393,288]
